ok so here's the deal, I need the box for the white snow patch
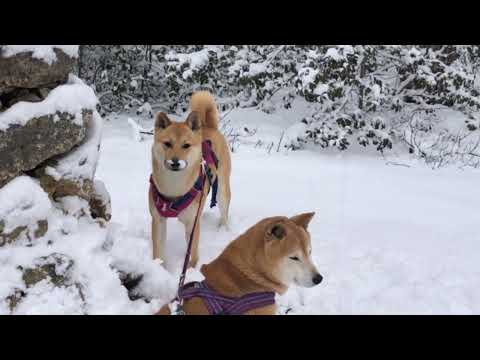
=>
[166,49,210,80]
[93,180,110,204]
[325,47,341,61]
[248,62,267,77]
[371,84,381,99]
[14,281,85,315]
[283,122,309,147]
[56,196,91,218]
[313,83,329,96]
[45,166,62,181]
[325,45,354,61]
[0,176,51,233]
[52,110,103,181]
[297,67,319,90]
[137,102,153,117]
[127,117,144,142]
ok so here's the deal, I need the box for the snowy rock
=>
[0,75,98,187]
[0,110,91,187]
[1,46,78,64]
[0,88,46,109]
[31,111,103,203]
[89,180,112,222]
[0,176,51,246]
[5,289,25,312]
[56,196,92,219]
[0,220,48,247]
[8,253,86,312]
[21,253,75,288]
[0,75,98,132]
[116,269,145,301]
[0,46,76,95]
[34,168,94,202]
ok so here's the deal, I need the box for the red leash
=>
[173,162,207,314]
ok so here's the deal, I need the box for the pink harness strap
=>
[150,140,218,218]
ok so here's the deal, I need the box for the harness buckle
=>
[175,305,186,315]
[168,299,186,315]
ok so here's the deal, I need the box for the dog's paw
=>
[153,258,165,267]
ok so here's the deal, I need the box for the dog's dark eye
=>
[289,256,300,261]
[164,141,172,148]
[182,143,191,149]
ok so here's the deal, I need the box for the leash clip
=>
[168,298,185,315]
[175,304,186,315]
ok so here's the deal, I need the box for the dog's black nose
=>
[312,273,323,285]
[170,158,180,169]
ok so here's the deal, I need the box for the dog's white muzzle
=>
[165,159,188,171]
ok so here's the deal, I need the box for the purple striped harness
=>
[178,281,276,315]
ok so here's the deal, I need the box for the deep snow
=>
[1,106,480,314]
[96,109,480,314]
[0,176,51,234]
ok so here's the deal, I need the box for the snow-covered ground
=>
[97,108,480,314]
[2,106,480,314]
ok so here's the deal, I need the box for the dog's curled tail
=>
[190,91,219,130]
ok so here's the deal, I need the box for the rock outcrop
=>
[0,46,109,232]
[0,176,51,247]
[0,45,114,315]
[7,253,86,313]
[0,47,76,97]
[0,110,91,187]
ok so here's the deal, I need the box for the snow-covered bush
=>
[78,45,480,167]
[78,45,299,115]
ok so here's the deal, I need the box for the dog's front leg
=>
[184,218,200,268]
[179,205,201,269]
[152,215,167,263]
[218,177,231,228]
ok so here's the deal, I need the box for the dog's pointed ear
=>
[267,222,286,240]
[290,212,315,230]
[155,112,171,129]
[185,111,201,131]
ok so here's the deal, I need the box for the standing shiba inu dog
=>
[156,212,322,315]
[149,91,231,268]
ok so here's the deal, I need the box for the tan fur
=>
[190,91,219,130]
[156,212,321,315]
[150,91,231,268]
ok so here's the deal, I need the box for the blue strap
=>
[203,140,219,209]
[210,178,218,208]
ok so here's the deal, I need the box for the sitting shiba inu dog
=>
[156,212,322,315]
[149,91,231,268]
